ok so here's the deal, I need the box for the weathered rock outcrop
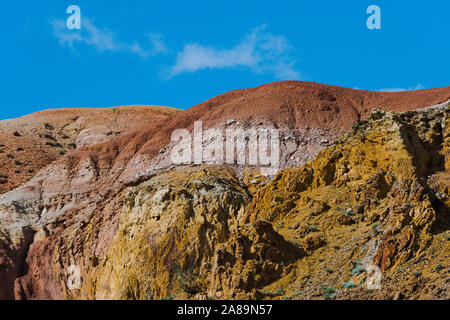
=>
[243,104,449,299]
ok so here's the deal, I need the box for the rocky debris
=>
[301,233,326,252]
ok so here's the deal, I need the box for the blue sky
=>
[0,0,449,120]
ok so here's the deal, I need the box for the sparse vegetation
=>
[371,222,380,236]
[435,264,444,271]
[44,134,56,141]
[360,243,367,253]
[292,290,301,297]
[351,260,365,276]
[43,123,54,130]
[46,141,62,148]
[261,287,284,297]
[13,131,21,137]
[322,286,337,300]
[14,160,23,166]
[273,287,284,296]
[60,150,68,155]
[342,280,357,289]
[174,265,203,295]
[160,294,176,300]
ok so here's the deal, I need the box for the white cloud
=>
[50,18,168,57]
[148,33,169,55]
[377,84,425,92]
[167,26,300,80]
[50,21,299,80]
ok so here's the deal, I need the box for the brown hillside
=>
[0,105,180,193]
[68,81,450,181]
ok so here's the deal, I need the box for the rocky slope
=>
[0,81,449,300]
[0,105,180,193]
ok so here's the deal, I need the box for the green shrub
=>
[174,265,203,295]
[14,160,23,166]
[322,286,337,300]
[44,134,55,141]
[371,222,380,236]
[273,287,284,296]
[342,280,357,289]
[292,290,301,297]
[435,264,444,271]
[43,123,54,130]
[351,260,365,276]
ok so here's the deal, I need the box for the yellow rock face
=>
[242,106,449,299]
[80,105,448,300]
[83,166,251,299]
